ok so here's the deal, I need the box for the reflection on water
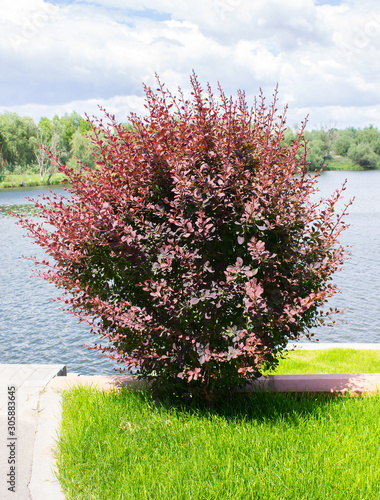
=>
[0,174,379,375]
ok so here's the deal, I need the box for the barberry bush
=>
[19,73,350,401]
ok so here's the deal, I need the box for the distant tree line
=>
[0,111,95,183]
[1,111,380,182]
[284,124,380,170]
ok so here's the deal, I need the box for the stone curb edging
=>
[287,342,380,350]
[247,373,380,395]
[47,372,380,396]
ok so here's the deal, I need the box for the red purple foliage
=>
[18,73,351,400]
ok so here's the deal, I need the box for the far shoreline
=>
[1,166,377,190]
[0,172,66,190]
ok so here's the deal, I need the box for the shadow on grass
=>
[114,384,351,426]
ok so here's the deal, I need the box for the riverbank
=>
[323,155,369,171]
[324,157,364,170]
[0,172,66,189]
[0,161,378,189]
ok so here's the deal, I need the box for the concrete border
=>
[47,371,380,396]
[248,373,380,394]
[287,342,380,350]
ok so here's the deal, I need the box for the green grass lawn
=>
[266,348,380,375]
[56,349,380,500]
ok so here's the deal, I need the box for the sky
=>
[1,0,380,130]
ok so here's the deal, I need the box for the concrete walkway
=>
[0,364,67,500]
[0,343,379,499]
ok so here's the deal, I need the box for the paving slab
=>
[0,364,66,500]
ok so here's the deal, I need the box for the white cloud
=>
[1,0,380,129]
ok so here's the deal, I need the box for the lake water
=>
[0,172,379,375]
[308,170,380,344]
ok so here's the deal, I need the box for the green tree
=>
[0,128,10,179]
[35,127,59,183]
[38,117,54,141]
[357,126,380,156]
[306,139,330,170]
[36,112,92,173]
[283,127,298,146]
[304,127,334,170]
[347,142,379,169]
[333,134,352,156]
[51,112,92,164]
[67,130,96,170]
[358,125,380,144]
[0,112,37,170]
[332,127,359,157]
